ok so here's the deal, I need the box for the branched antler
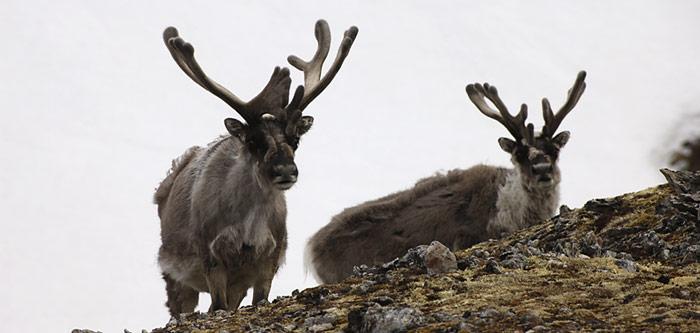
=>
[466,83,532,143]
[288,20,358,111]
[541,71,587,138]
[163,27,293,124]
[163,20,357,124]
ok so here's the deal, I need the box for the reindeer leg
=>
[226,284,248,311]
[252,277,273,306]
[252,261,279,305]
[205,265,228,312]
[163,273,199,317]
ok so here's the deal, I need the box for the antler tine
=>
[542,71,587,137]
[163,27,261,123]
[288,20,359,111]
[466,82,529,142]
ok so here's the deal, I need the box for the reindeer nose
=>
[532,162,552,175]
[273,164,298,178]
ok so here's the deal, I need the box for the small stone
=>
[478,308,500,318]
[615,259,637,273]
[520,310,543,329]
[371,296,394,306]
[472,249,489,258]
[672,288,691,299]
[307,323,334,332]
[547,259,567,269]
[657,275,671,284]
[559,204,573,215]
[354,306,425,333]
[424,241,457,275]
[483,259,503,274]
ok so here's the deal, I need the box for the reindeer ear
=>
[297,116,314,136]
[498,137,517,153]
[224,118,247,139]
[552,131,570,149]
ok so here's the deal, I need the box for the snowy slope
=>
[1,1,699,331]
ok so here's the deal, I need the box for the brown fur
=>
[307,165,510,283]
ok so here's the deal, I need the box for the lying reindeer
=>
[307,71,586,283]
[155,20,358,315]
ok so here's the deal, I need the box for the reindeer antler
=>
[163,27,292,124]
[541,71,587,138]
[466,83,533,143]
[288,20,358,111]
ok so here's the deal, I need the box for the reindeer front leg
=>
[252,276,273,305]
[252,258,280,305]
[205,263,228,312]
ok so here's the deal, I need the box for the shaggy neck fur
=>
[197,136,285,256]
[487,168,559,237]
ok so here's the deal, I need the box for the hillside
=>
[150,169,699,332]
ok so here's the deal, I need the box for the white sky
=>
[2,1,699,331]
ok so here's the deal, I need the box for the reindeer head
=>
[163,20,358,190]
[466,71,586,189]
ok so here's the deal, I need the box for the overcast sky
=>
[2,1,699,332]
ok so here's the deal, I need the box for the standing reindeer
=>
[307,71,587,284]
[154,20,358,315]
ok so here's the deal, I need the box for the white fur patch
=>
[241,203,277,255]
[487,169,559,237]
[159,255,207,291]
[488,171,529,236]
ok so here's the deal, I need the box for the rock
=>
[424,241,457,275]
[477,308,501,319]
[371,296,394,306]
[348,305,425,333]
[303,312,338,329]
[660,168,700,195]
[500,246,529,269]
[306,323,333,332]
[457,256,480,270]
[483,258,503,274]
[520,310,543,329]
[580,231,603,257]
[615,259,637,273]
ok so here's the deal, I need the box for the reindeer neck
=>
[201,136,281,200]
[487,168,559,237]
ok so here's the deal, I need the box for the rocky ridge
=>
[148,169,699,332]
